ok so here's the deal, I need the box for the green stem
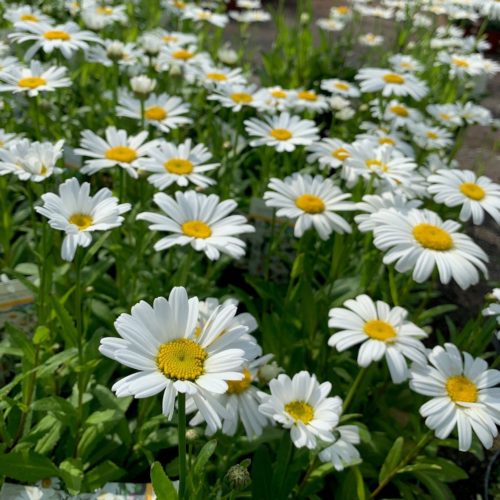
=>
[31,95,41,140]
[140,98,145,129]
[369,431,434,499]
[177,392,187,500]
[388,267,399,306]
[343,366,368,413]
[74,251,85,430]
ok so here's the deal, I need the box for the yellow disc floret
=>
[157,338,207,381]
[164,158,194,175]
[460,182,485,201]
[383,73,405,84]
[295,194,325,214]
[285,400,314,424]
[44,30,71,40]
[69,213,93,230]
[363,319,396,341]
[227,368,252,394]
[145,106,167,121]
[446,375,478,403]
[18,77,47,89]
[270,128,292,141]
[182,220,212,239]
[105,146,137,163]
[412,223,453,251]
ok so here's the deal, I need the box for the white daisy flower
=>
[428,169,500,225]
[306,138,351,170]
[4,5,52,25]
[140,139,218,190]
[328,295,427,383]
[9,21,101,60]
[116,92,191,133]
[155,30,197,47]
[286,89,330,113]
[36,177,130,261]
[137,191,255,260]
[355,128,414,157]
[372,208,489,289]
[343,143,417,189]
[229,10,271,23]
[426,104,463,128]
[157,44,210,71]
[318,425,361,471]
[263,174,355,240]
[370,99,422,129]
[0,139,64,182]
[320,79,360,98]
[459,102,493,126]
[99,287,256,433]
[75,126,157,178]
[183,7,229,27]
[189,354,273,438]
[185,64,246,89]
[0,56,22,78]
[356,68,428,100]
[207,84,261,112]
[0,129,22,149]
[389,54,423,73]
[258,371,341,449]
[410,343,500,452]
[0,60,71,97]
[316,18,346,32]
[244,112,319,152]
[87,40,142,67]
[355,192,422,233]
[253,86,293,112]
[81,3,128,29]
[359,33,384,47]
[437,52,484,78]
[408,122,453,150]
[330,5,353,20]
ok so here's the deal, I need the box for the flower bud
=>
[257,361,283,384]
[217,45,238,65]
[225,463,251,491]
[106,41,126,61]
[130,75,156,97]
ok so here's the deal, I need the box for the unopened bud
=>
[185,427,203,442]
[225,463,251,490]
[130,75,156,97]
[257,361,283,384]
[106,41,126,60]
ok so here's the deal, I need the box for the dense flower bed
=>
[0,0,499,498]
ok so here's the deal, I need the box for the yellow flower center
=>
[18,76,46,89]
[181,220,212,238]
[383,73,405,84]
[163,35,178,43]
[401,62,412,69]
[332,147,349,161]
[96,6,113,14]
[426,131,439,140]
[297,90,317,101]
[172,49,194,60]
[452,57,469,68]
[43,30,71,41]
[336,6,350,14]
[156,338,207,381]
[412,223,453,251]
[366,159,388,172]
[285,400,314,424]
[230,92,253,104]
[164,158,193,175]
[271,89,287,98]
[269,128,292,141]
[20,14,38,21]
[390,105,409,117]
[174,0,186,8]
[206,72,228,81]
[295,194,325,214]
[363,319,396,341]
[40,164,48,175]
[197,11,212,20]
[226,368,252,394]
[69,213,93,230]
[334,82,350,91]
[459,182,485,201]
[439,113,451,121]
[446,375,477,403]
[105,146,137,163]
[144,106,167,121]
[379,137,395,146]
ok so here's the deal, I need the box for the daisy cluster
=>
[0,0,499,497]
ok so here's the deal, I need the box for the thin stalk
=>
[31,95,41,140]
[177,392,187,499]
[388,266,399,306]
[74,251,85,425]
[369,431,434,499]
[343,366,368,413]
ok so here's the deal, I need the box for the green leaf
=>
[85,409,122,425]
[413,471,454,499]
[151,461,178,500]
[379,436,404,482]
[251,446,273,500]
[353,465,366,500]
[59,459,83,495]
[5,323,35,364]
[193,439,217,477]
[0,451,58,482]
[83,460,125,491]
[33,326,50,345]
[272,432,293,496]
[51,297,78,348]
